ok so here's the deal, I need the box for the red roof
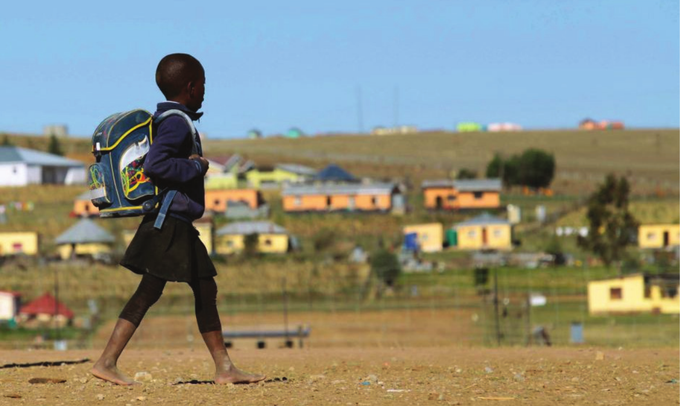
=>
[19,293,74,319]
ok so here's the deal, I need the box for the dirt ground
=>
[0,347,677,406]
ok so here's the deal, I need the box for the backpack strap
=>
[154,109,202,155]
[150,110,202,230]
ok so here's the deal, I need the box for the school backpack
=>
[88,109,198,228]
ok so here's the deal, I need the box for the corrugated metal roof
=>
[55,218,115,245]
[282,182,397,196]
[455,213,510,227]
[421,178,501,191]
[0,146,84,167]
[276,163,317,176]
[314,164,356,182]
[216,221,288,236]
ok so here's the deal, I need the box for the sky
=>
[1,1,678,138]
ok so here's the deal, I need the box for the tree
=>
[1,134,12,146]
[457,168,477,180]
[48,134,63,156]
[577,174,639,270]
[517,149,555,189]
[370,249,401,287]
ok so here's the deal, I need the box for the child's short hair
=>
[155,54,204,100]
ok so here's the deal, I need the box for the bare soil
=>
[0,347,677,405]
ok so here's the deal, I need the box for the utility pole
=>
[493,269,501,346]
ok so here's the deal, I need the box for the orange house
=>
[282,183,404,213]
[71,191,98,218]
[422,179,501,211]
[205,189,264,212]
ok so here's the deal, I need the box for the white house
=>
[0,291,21,321]
[0,146,86,186]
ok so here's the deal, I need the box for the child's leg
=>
[91,274,166,385]
[190,277,266,384]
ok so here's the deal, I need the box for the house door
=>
[482,227,488,245]
[435,196,443,210]
[663,231,670,247]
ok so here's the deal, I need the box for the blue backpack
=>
[88,109,198,228]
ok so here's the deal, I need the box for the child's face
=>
[187,74,206,112]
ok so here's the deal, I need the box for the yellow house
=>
[245,164,317,188]
[55,218,115,260]
[638,224,680,249]
[0,232,39,256]
[588,273,679,315]
[215,221,289,255]
[72,191,98,218]
[403,223,443,253]
[452,213,512,251]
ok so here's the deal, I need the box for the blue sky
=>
[1,1,678,138]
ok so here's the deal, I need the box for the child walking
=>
[91,53,265,386]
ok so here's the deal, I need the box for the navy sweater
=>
[144,102,205,221]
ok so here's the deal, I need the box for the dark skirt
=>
[120,215,216,282]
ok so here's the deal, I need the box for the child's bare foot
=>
[91,361,139,386]
[215,365,266,384]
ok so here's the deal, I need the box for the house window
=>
[214,199,221,206]
[264,239,272,246]
[447,195,456,202]
[371,197,377,205]
[644,286,652,299]
[421,234,429,241]
[294,197,302,206]
[12,243,23,253]
[326,196,332,208]
[468,230,476,238]
[493,229,502,238]
[473,191,483,199]
[610,287,622,300]
[226,240,234,247]
[647,232,655,240]
[13,166,17,174]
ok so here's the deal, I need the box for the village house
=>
[451,213,512,251]
[18,293,74,328]
[422,179,502,211]
[55,218,115,261]
[588,273,679,315]
[204,189,265,213]
[403,223,444,253]
[245,164,317,189]
[0,232,39,256]
[0,291,21,322]
[282,183,405,214]
[0,146,85,186]
[638,224,680,249]
[215,221,290,255]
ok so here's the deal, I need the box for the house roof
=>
[421,178,502,191]
[216,221,288,236]
[0,290,21,297]
[19,293,74,318]
[276,163,317,176]
[55,218,115,245]
[282,182,398,196]
[455,213,510,227]
[314,164,357,182]
[0,146,84,167]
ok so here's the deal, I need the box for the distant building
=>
[588,273,679,315]
[247,129,263,139]
[403,223,443,253]
[245,164,317,188]
[0,146,86,186]
[204,189,265,213]
[638,224,680,249]
[18,293,75,328]
[0,232,39,256]
[54,218,115,260]
[215,221,290,255]
[286,128,304,138]
[487,123,522,132]
[579,118,625,130]
[312,164,357,183]
[371,126,418,135]
[282,183,404,214]
[0,291,21,322]
[422,179,502,211]
[43,124,68,137]
[451,213,512,251]
[456,122,483,132]
[72,191,98,218]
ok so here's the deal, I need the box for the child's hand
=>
[189,154,209,175]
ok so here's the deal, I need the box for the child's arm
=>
[144,116,205,184]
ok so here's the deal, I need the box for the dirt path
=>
[0,347,677,405]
